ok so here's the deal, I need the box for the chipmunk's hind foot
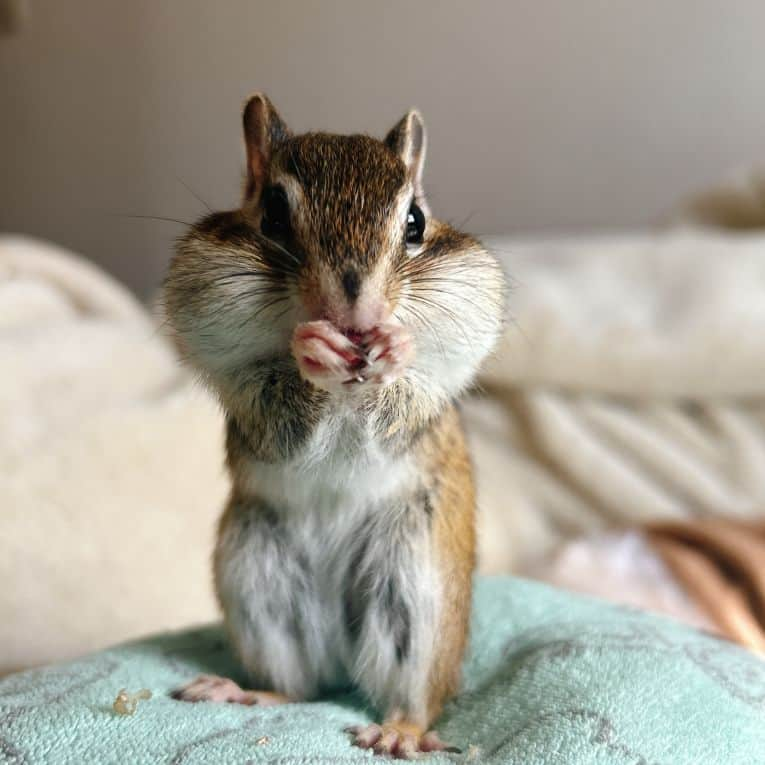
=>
[346,722,460,760]
[170,674,290,706]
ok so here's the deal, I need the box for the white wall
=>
[2,0,765,295]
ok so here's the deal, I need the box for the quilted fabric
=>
[1,576,763,764]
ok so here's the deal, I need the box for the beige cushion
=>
[0,237,225,675]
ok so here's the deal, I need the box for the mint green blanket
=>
[1,577,763,764]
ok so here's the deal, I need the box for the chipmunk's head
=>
[165,94,505,390]
[239,94,430,337]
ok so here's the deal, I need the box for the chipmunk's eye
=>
[261,185,290,239]
[406,203,425,245]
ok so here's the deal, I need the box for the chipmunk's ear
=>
[385,109,427,200]
[242,93,291,201]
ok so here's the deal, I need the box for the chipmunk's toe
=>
[170,675,290,706]
[347,722,458,759]
[361,322,413,386]
[292,320,365,391]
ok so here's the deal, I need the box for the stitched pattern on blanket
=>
[1,577,763,765]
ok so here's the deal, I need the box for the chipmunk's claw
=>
[292,321,365,392]
[346,723,458,759]
[170,675,290,706]
[293,320,412,391]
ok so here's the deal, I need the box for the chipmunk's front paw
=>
[360,322,414,386]
[292,321,365,392]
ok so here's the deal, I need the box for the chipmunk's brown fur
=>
[165,94,506,758]
[420,406,476,722]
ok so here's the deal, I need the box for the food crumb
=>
[466,745,482,761]
[113,688,152,715]
[255,736,270,746]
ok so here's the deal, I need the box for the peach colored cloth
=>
[647,518,765,653]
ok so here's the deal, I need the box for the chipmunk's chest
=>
[241,408,415,516]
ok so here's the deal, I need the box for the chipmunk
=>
[165,94,506,758]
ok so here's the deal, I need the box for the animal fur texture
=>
[164,94,506,757]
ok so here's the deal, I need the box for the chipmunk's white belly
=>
[218,411,438,706]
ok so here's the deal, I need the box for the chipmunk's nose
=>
[338,298,387,333]
[341,269,361,303]
[310,265,389,332]
[333,267,388,333]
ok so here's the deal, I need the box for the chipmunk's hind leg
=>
[344,427,475,759]
[343,505,464,758]
[170,674,291,706]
